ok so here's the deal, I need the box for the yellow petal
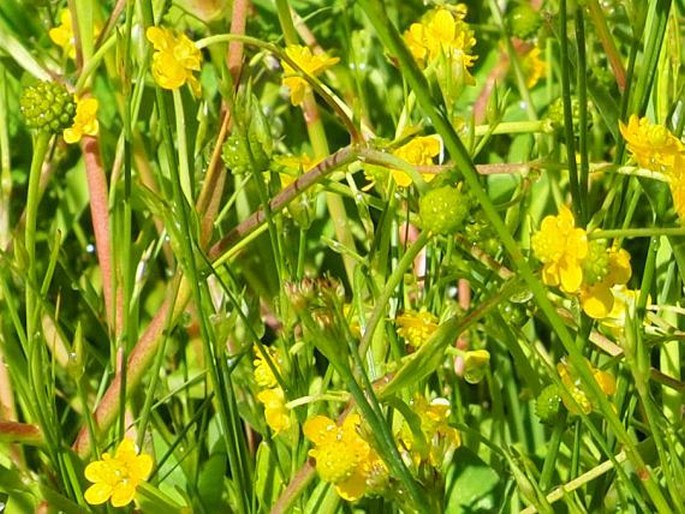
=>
[303,415,336,445]
[581,283,614,319]
[559,260,583,293]
[110,482,136,507]
[334,467,367,501]
[84,483,112,505]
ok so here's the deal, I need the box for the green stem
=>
[25,131,51,342]
[590,227,685,240]
[575,6,590,223]
[558,0,582,221]
[539,416,566,492]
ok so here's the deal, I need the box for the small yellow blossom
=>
[391,136,442,187]
[304,413,387,501]
[580,248,632,319]
[253,345,282,389]
[522,46,545,88]
[49,9,101,60]
[402,7,477,82]
[257,387,291,435]
[557,359,616,415]
[84,438,153,507]
[281,45,339,106]
[400,396,461,468]
[619,115,684,172]
[49,10,77,59]
[463,349,490,384]
[531,205,588,293]
[396,310,439,347]
[63,97,99,144]
[146,27,202,96]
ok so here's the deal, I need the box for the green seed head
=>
[508,4,542,40]
[536,384,562,423]
[582,241,610,285]
[419,185,469,235]
[20,81,76,133]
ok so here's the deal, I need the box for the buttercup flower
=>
[49,9,101,60]
[402,7,477,81]
[396,310,439,347]
[399,396,461,468]
[304,413,386,501]
[257,387,291,435]
[146,27,202,96]
[557,359,616,415]
[63,97,99,144]
[531,205,588,293]
[619,115,684,173]
[281,45,339,106]
[84,438,153,507]
[49,9,77,59]
[274,154,323,189]
[391,136,442,187]
[253,345,282,389]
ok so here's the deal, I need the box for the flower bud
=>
[463,349,490,384]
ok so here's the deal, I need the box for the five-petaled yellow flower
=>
[391,135,442,187]
[619,115,684,173]
[64,97,99,144]
[146,27,202,96]
[531,205,588,293]
[304,413,387,501]
[281,45,339,106]
[403,7,477,83]
[396,310,439,347]
[84,438,153,507]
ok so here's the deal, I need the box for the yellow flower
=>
[281,45,339,106]
[396,310,439,347]
[253,345,282,389]
[463,349,490,384]
[579,248,632,319]
[49,9,101,60]
[391,135,442,187]
[257,387,291,435]
[402,7,477,81]
[49,9,77,59]
[557,359,616,415]
[619,115,684,173]
[400,396,461,468]
[522,46,545,88]
[531,205,588,293]
[304,413,386,501]
[63,97,99,144]
[84,438,153,507]
[146,27,202,96]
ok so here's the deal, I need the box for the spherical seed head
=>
[582,241,610,285]
[20,81,76,133]
[536,384,562,423]
[419,185,469,235]
[508,4,542,40]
